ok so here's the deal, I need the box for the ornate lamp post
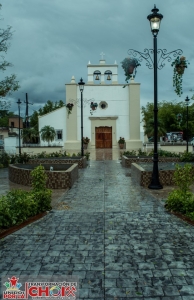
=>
[17,99,22,156]
[185,96,190,153]
[78,78,85,156]
[147,5,163,189]
[128,6,182,189]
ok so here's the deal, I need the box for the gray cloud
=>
[1,0,194,116]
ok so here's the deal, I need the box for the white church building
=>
[39,56,143,150]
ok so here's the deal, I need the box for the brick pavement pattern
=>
[1,160,194,299]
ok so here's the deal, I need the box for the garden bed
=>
[131,162,194,187]
[122,155,180,168]
[0,211,47,239]
[9,163,78,189]
[28,156,87,168]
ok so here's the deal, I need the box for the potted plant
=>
[65,103,74,117]
[82,137,90,149]
[90,102,98,115]
[90,102,98,111]
[171,56,189,97]
[118,137,125,149]
[121,57,141,84]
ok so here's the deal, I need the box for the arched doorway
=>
[95,126,112,148]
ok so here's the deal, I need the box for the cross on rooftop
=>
[100,52,105,60]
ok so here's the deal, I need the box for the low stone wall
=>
[28,156,87,169]
[16,146,63,155]
[131,162,193,187]
[9,163,78,189]
[144,144,193,154]
[122,155,180,168]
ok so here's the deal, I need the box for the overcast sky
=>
[0,0,194,117]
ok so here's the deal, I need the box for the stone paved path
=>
[1,160,194,299]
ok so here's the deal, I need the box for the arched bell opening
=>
[93,70,101,84]
[104,70,112,84]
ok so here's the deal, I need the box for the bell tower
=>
[87,53,118,84]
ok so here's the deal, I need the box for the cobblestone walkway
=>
[1,160,194,299]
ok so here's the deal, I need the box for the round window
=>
[99,101,108,110]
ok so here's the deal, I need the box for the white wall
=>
[76,85,130,141]
[39,107,66,146]
[4,137,18,153]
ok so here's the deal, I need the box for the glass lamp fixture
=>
[78,78,85,91]
[147,5,163,35]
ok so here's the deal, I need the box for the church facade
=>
[39,57,143,150]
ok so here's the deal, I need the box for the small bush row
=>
[122,149,180,158]
[0,150,90,167]
[165,164,194,220]
[0,165,52,228]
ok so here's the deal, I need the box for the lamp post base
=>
[148,182,163,189]
[148,154,163,190]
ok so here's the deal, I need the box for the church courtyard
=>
[1,149,194,299]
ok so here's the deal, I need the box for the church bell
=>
[95,75,100,80]
[107,74,111,80]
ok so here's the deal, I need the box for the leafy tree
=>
[40,125,56,145]
[0,4,20,98]
[29,110,39,131]
[144,118,166,138]
[22,127,39,143]
[30,100,65,131]
[0,109,14,127]
[142,100,194,139]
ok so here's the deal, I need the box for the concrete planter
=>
[9,163,78,189]
[122,155,180,168]
[28,156,87,169]
[131,162,194,187]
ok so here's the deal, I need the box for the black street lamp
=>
[147,5,163,189]
[17,99,22,156]
[185,96,190,153]
[78,78,85,156]
[128,7,182,189]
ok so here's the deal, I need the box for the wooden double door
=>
[95,126,112,148]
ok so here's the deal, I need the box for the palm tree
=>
[22,127,39,143]
[144,118,166,140]
[40,125,56,146]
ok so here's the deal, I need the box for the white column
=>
[125,78,143,150]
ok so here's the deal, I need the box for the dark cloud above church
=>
[1,0,194,115]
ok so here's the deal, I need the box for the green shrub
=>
[0,165,52,228]
[186,212,194,221]
[17,152,31,164]
[31,165,47,190]
[180,151,194,162]
[32,151,47,158]
[31,165,52,211]
[165,164,194,216]
[0,190,38,228]
[149,149,180,157]
[85,152,90,160]
[165,190,194,214]
[173,163,194,193]
[9,154,19,164]
[66,152,71,157]
[0,152,10,167]
[31,150,67,159]
[137,149,147,156]
[122,150,137,156]
[31,190,52,212]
